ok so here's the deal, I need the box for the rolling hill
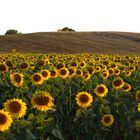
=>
[0,32,140,55]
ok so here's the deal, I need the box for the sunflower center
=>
[14,74,21,83]
[137,93,140,100]
[76,70,81,75]
[9,101,21,113]
[0,65,6,71]
[113,79,123,87]
[104,116,111,123]
[123,85,129,90]
[0,113,7,124]
[79,94,89,103]
[60,69,67,75]
[51,70,56,76]
[42,71,48,77]
[68,69,74,75]
[35,96,49,105]
[97,86,105,94]
[20,63,28,69]
[33,74,41,82]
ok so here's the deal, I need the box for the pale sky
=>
[0,0,140,34]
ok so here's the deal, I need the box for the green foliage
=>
[5,29,18,35]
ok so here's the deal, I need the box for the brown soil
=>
[0,31,140,55]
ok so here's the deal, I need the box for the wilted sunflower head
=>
[10,72,24,87]
[0,110,13,132]
[135,90,140,101]
[31,73,44,85]
[87,66,95,74]
[101,114,114,127]
[112,77,124,90]
[94,84,108,97]
[31,91,54,112]
[4,98,27,119]
[76,92,93,108]
[20,62,29,70]
[56,63,64,70]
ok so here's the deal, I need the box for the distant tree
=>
[58,27,75,32]
[5,29,18,35]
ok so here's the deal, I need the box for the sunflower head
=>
[94,84,108,97]
[76,69,83,77]
[31,73,44,85]
[76,92,93,108]
[112,77,124,90]
[59,67,69,78]
[4,98,27,119]
[31,91,54,112]
[137,103,140,112]
[40,69,50,80]
[50,69,58,78]
[0,110,13,132]
[20,62,29,70]
[101,114,114,127]
[68,67,75,77]
[10,72,24,87]
[135,90,140,101]
[123,83,131,92]
[0,64,8,72]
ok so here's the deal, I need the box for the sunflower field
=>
[0,50,140,140]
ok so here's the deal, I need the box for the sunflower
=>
[124,71,132,77]
[137,103,140,112]
[10,72,24,87]
[70,61,78,68]
[50,69,58,78]
[31,73,44,85]
[123,83,131,92]
[112,77,124,90]
[0,110,13,132]
[76,69,83,77]
[108,68,114,76]
[4,98,27,119]
[79,61,86,69]
[87,66,95,74]
[37,60,45,66]
[31,91,54,111]
[20,62,29,70]
[0,64,8,72]
[56,63,64,70]
[101,114,114,127]
[135,90,140,101]
[68,67,75,78]
[76,92,93,108]
[84,72,91,81]
[95,65,101,73]
[114,68,120,76]
[101,70,109,79]
[59,67,69,78]
[94,84,108,97]
[40,69,50,81]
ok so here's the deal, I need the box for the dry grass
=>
[0,31,140,55]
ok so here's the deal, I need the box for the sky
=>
[0,0,140,34]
